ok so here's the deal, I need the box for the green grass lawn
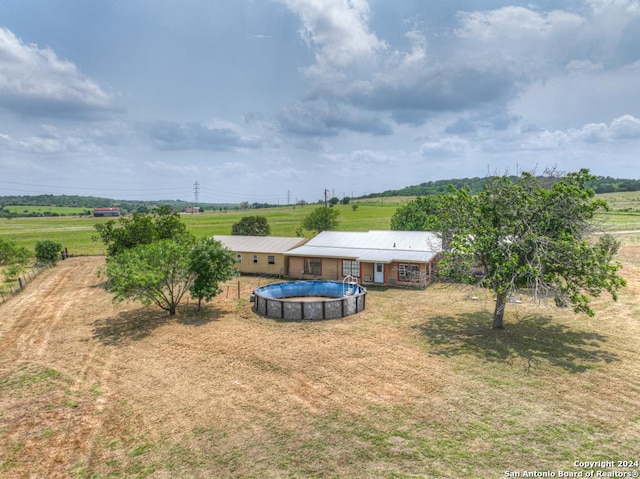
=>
[1,193,639,256]
[0,203,399,255]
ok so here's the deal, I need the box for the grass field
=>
[1,192,639,256]
[0,202,401,255]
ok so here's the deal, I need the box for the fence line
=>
[0,264,47,306]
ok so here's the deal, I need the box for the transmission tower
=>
[193,181,200,213]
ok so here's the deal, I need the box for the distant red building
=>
[93,207,121,217]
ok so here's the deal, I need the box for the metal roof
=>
[285,230,442,264]
[212,235,307,254]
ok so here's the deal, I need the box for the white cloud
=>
[420,137,470,157]
[278,0,386,79]
[0,128,104,156]
[322,148,399,165]
[569,114,640,141]
[0,28,115,118]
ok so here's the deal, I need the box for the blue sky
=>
[0,0,639,204]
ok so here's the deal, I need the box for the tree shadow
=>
[92,304,222,346]
[176,304,224,326]
[414,312,619,373]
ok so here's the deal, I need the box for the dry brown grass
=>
[0,238,639,478]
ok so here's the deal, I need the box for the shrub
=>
[35,240,62,265]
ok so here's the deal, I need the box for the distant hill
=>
[0,194,238,218]
[356,176,640,199]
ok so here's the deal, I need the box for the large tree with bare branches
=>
[428,169,626,329]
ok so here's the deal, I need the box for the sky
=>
[0,0,639,204]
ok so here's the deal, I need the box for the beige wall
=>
[286,257,340,280]
[361,263,374,282]
[288,257,304,278]
[234,252,287,276]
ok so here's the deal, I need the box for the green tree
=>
[0,238,32,266]
[300,207,340,234]
[390,196,443,231]
[429,169,626,329]
[189,238,238,308]
[341,197,351,205]
[231,216,271,236]
[104,235,237,315]
[329,197,340,206]
[35,240,62,265]
[94,208,188,257]
[105,238,195,315]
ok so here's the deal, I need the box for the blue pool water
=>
[253,280,367,320]
[254,280,364,299]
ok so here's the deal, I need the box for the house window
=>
[398,263,420,282]
[342,260,360,277]
[253,255,259,264]
[268,255,275,265]
[304,258,321,275]
[236,253,242,263]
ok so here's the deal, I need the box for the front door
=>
[374,263,385,284]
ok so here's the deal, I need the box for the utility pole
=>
[287,190,291,206]
[324,188,329,207]
[193,181,200,213]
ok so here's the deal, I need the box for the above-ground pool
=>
[253,280,367,320]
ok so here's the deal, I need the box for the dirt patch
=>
[1,241,639,478]
[0,256,450,477]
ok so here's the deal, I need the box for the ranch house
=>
[212,235,308,276]
[284,230,443,288]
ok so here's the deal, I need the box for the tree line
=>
[358,175,640,199]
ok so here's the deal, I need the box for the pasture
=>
[0,192,639,477]
[0,202,402,256]
[1,191,639,256]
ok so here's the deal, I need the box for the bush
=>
[35,240,62,265]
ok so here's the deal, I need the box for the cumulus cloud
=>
[0,28,115,118]
[283,0,640,138]
[569,115,640,142]
[142,120,264,151]
[278,0,386,79]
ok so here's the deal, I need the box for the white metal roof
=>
[212,235,307,254]
[285,230,442,264]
